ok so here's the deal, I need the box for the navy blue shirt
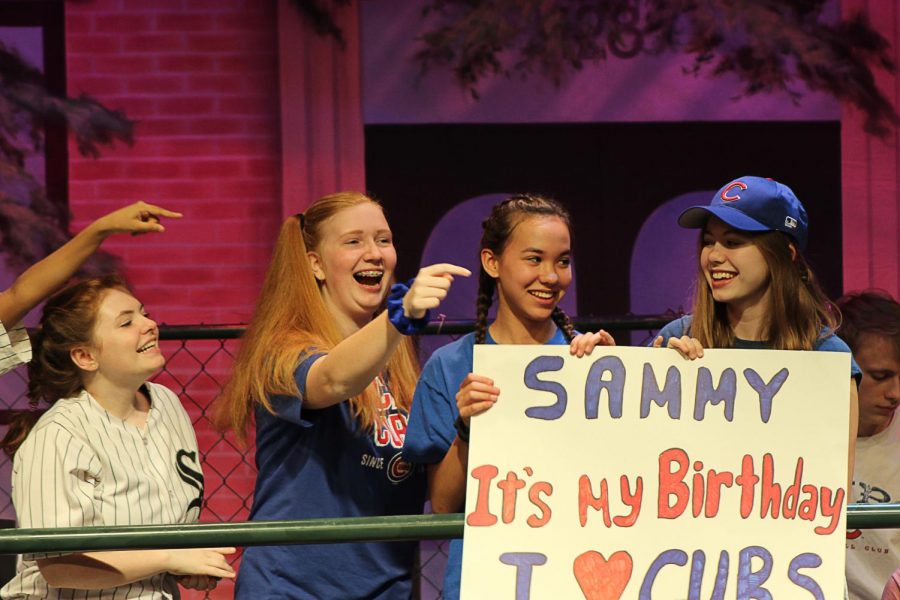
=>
[236,353,426,600]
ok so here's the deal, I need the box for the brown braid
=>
[551,307,576,342]
[474,193,573,343]
[474,269,496,343]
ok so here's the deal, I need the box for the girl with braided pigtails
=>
[404,194,613,600]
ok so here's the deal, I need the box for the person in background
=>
[834,290,900,600]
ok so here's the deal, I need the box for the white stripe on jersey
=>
[0,383,204,600]
[0,320,31,377]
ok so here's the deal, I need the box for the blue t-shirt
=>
[235,353,427,600]
[654,315,862,380]
[404,328,569,600]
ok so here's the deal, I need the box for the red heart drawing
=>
[573,550,633,600]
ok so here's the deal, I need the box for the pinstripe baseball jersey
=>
[0,320,31,376]
[0,382,205,599]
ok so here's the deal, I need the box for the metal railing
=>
[0,504,896,555]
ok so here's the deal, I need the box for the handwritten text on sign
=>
[461,346,851,600]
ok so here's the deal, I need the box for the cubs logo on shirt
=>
[373,376,408,449]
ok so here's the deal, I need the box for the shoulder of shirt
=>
[814,329,851,352]
[36,392,92,424]
[660,315,693,336]
[423,332,476,367]
[20,395,92,452]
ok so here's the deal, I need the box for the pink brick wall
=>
[65,3,281,596]
[66,0,282,326]
[841,0,900,298]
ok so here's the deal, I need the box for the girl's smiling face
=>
[485,215,572,328]
[700,217,771,313]
[308,202,397,328]
[80,288,164,384]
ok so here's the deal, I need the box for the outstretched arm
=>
[0,201,181,325]
[303,263,470,408]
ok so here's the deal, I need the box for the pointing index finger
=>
[140,202,183,219]
[425,263,472,278]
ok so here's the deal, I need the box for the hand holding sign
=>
[569,330,616,358]
[652,334,705,359]
[456,373,500,426]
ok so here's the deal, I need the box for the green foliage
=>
[0,41,132,275]
[415,0,898,135]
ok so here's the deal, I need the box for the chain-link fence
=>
[0,318,670,599]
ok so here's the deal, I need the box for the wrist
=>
[387,280,430,335]
[154,549,176,573]
[80,219,111,245]
[402,295,425,320]
[454,415,470,444]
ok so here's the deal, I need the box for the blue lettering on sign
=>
[523,356,567,420]
[584,355,625,419]
[499,552,547,599]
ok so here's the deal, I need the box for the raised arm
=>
[0,201,181,325]
[303,263,470,408]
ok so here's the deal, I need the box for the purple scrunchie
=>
[386,279,431,335]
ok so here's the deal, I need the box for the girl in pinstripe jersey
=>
[0,276,233,599]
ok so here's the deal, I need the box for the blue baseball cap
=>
[678,176,809,251]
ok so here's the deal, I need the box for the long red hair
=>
[213,192,420,445]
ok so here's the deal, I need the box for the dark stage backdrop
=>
[365,122,841,319]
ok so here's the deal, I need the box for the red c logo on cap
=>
[721,181,747,202]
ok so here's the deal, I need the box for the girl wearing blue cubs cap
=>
[653,176,861,486]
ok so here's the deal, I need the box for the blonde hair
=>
[213,192,420,445]
[689,230,838,350]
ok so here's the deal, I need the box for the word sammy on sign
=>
[460,346,851,600]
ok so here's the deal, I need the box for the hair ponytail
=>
[0,410,43,458]
[551,307,576,342]
[474,270,496,344]
[0,274,128,457]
